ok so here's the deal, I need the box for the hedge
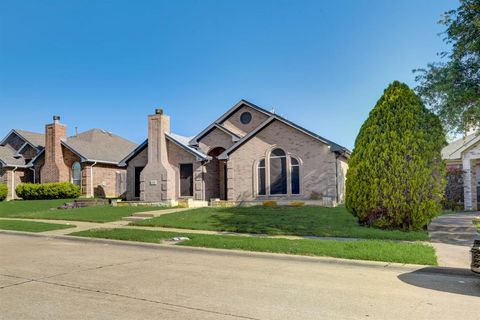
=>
[16,182,81,200]
[0,184,7,201]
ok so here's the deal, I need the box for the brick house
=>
[0,116,137,199]
[442,132,480,210]
[122,100,350,205]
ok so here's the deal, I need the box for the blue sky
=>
[0,0,457,149]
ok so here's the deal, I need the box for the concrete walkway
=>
[428,212,480,268]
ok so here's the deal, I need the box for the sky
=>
[0,0,457,150]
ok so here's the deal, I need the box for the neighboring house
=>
[0,129,45,200]
[122,100,350,205]
[0,116,137,199]
[442,132,480,210]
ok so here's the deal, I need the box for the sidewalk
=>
[428,211,480,268]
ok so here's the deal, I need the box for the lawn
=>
[0,219,75,232]
[70,228,437,265]
[131,206,429,241]
[0,199,161,223]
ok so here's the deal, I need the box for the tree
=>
[346,81,446,231]
[415,0,480,134]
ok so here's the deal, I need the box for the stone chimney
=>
[140,109,175,201]
[41,116,69,183]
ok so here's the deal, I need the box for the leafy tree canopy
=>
[415,0,480,134]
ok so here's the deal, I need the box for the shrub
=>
[443,167,464,210]
[0,184,7,201]
[16,182,81,200]
[346,81,446,231]
[262,200,278,207]
[289,201,305,207]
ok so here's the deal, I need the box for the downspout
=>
[11,166,18,200]
[90,161,97,198]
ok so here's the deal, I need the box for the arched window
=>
[270,148,287,194]
[291,157,300,194]
[257,159,266,195]
[72,162,81,186]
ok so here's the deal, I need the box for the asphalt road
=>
[0,233,479,320]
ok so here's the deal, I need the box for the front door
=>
[134,167,144,199]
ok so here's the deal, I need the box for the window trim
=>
[254,147,302,197]
[71,162,82,187]
[179,163,194,198]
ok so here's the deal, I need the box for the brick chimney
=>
[41,116,69,183]
[140,109,175,201]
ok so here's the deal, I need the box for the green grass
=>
[0,219,75,232]
[70,228,437,265]
[131,206,429,241]
[0,199,162,223]
[474,219,480,232]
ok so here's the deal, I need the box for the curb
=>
[0,229,475,278]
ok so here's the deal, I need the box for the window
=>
[240,112,252,124]
[291,157,300,194]
[72,162,81,186]
[270,148,287,194]
[180,164,193,197]
[258,159,266,195]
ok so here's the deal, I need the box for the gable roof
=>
[0,145,30,167]
[204,100,351,160]
[62,129,138,164]
[0,129,45,150]
[442,132,478,161]
[120,132,210,166]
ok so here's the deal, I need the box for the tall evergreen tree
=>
[346,81,446,231]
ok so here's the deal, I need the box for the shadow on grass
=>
[398,267,480,297]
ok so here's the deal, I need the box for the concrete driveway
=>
[0,234,479,320]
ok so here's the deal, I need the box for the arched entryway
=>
[205,147,227,200]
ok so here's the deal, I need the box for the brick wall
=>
[220,105,270,137]
[197,127,235,155]
[41,120,69,183]
[227,119,338,201]
[83,163,126,198]
[125,146,148,200]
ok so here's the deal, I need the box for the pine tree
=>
[346,81,446,231]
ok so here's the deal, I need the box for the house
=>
[122,100,350,205]
[442,132,480,210]
[0,116,137,199]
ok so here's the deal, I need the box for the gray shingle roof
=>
[63,129,137,164]
[13,129,45,148]
[0,145,28,167]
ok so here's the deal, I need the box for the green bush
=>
[16,182,81,200]
[262,200,278,207]
[0,184,7,201]
[346,81,446,231]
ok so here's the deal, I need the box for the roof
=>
[204,99,351,160]
[442,133,478,160]
[191,99,350,156]
[13,130,45,148]
[62,129,137,164]
[0,145,29,167]
[120,132,210,166]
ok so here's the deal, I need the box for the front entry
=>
[205,147,227,201]
[134,167,144,199]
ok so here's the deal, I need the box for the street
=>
[0,233,479,320]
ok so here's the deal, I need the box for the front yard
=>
[71,228,437,265]
[0,219,75,232]
[131,205,429,241]
[0,199,158,222]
